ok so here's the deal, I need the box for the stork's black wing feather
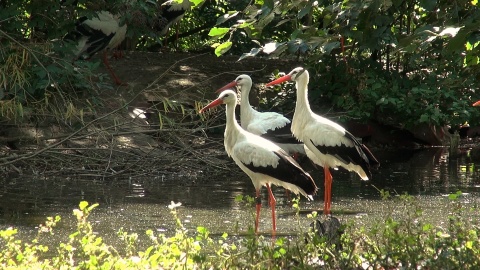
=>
[242,150,317,196]
[64,16,114,59]
[310,130,379,179]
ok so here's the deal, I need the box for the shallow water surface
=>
[1,147,480,245]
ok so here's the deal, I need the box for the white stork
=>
[266,67,379,215]
[199,90,318,234]
[216,74,305,157]
[66,11,127,85]
[155,0,192,45]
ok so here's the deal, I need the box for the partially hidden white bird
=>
[266,67,379,215]
[65,11,127,85]
[155,0,192,45]
[199,89,318,234]
[216,75,305,158]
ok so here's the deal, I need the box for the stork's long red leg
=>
[324,166,333,215]
[102,51,126,86]
[163,28,170,47]
[255,189,261,234]
[174,22,180,48]
[266,184,276,234]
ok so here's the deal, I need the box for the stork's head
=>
[265,67,308,87]
[473,100,480,106]
[216,74,252,93]
[199,90,237,113]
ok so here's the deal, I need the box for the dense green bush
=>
[1,192,479,269]
[1,0,479,130]
[213,0,480,129]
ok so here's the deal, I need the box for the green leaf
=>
[208,27,230,39]
[190,0,204,7]
[214,41,232,56]
[197,226,207,234]
[323,41,340,54]
[263,0,274,10]
[298,2,313,19]
[419,114,429,123]
[79,201,89,211]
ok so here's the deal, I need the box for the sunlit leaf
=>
[263,42,284,54]
[237,21,254,29]
[79,201,89,211]
[439,27,462,37]
[190,0,204,7]
[208,27,230,38]
[214,41,232,56]
[216,11,239,25]
[238,47,262,61]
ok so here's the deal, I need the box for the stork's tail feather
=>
[361,144,380,168]
[296,171,318,199]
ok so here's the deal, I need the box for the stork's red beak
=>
[199,98,223,113]
[473,100,480,106]
[265,74,292,87]
[216,81,237,93]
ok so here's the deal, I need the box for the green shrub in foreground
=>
[0,192,479,269]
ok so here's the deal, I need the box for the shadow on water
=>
[1,147,480,243]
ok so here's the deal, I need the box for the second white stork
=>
[266,67,379,215]
[65,11,127,85]
[216,74,305,157]
[199,90,318,234]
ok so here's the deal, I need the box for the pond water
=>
[1,147,480,248]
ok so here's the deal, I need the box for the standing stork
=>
[65,11,127,85]
[216,74,305,157]
[266,67,379,215]
[155,0,192,46]
[199,90,318,234]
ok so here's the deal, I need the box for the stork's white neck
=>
[239,82,256,128]
[224,100,242,154]
[294,72,313,118]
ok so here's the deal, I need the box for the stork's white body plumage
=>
[266,67,379,215]
[200,90,317,234]
[71,11,127,59]
[217,75,305,156]
[226,125,312,199]
[66,11,127,85]
[292,93,370,179]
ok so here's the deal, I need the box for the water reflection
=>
[1,148,479,238]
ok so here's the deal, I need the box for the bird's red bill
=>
[473,100,480,106]
[199,98,223,113]
[265,75,292,87]
[216,81,238,93]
